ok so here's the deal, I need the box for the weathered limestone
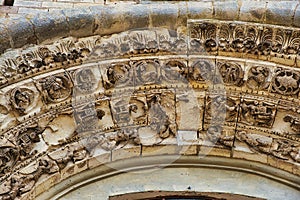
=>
[0,1,300,200]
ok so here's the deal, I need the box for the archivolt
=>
[0,3,299,200]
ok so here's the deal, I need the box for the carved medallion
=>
[37,73,73,103]
[9,87,38,115]
[74,68,97,93]
[135,60,160,86]
[190,60,215,83]
[161,60,188,83]
[102,63,132,89]
[217,62,244,86]
[271,69,300,96]
[246,66,270,90]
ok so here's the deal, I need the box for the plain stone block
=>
[265,1,298,26]
[187,1,213,19]
[4,15,37,48]
[142,145,179,156]
[112,145,141,161]
[293,3,300,27]
[0,22,12,54]
[150,4,178,30]
[214,0,239,20]
[90,5,125,35]
[30,10,69,44]
[239,0,267,23]
[63,8,94,37]
[14,1,42,7]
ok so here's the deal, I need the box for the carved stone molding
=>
[0,25,300,200]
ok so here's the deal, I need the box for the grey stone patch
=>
[4,15,37,49]
[239,0,267,23]
[63,8,94,38]
[122,4,150,31]
[265,1,298,26]
[293,3,300,27]
[30,10,70,44]
[214,0,239,20]
[150,4,178,30]
[187,1,213,19]
[0,22,12,54]
[90,5,127,35]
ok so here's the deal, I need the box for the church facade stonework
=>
[0,1,299,199]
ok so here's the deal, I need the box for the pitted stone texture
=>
[4,15,37,48]
[0,22,11,54]
[30,10,69,44]
[150,4,178,30]
[187,1,213,19]
[214,0,239,20]
[265,1,299,26]
[239,0,267,23]
[121,4,150,31]
[63,8,94,37]
[90,5,128,35]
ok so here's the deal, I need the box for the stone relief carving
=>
[73,67,98,94]
[204,125,234,148]
[9,87,34,115]
[189,60,216,84]
[283,114,300,135]
[217,62,244,86]
[1,25,300,199]
[246,66,271,90]
[0,157,59,200]
[36,73,73,103]
[134,60,160,86]
[190,22,217,53]
[205,94,239,125]
[270,139,300,163]
[271,68,300,96]
[239,98,277,128]
[160,60,188,83]
[146,91,176,139]
[101,62,133,89]
[235,131,272,155]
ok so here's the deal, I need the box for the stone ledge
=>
[1,1,299,53]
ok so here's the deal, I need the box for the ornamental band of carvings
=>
[0,25,300,199]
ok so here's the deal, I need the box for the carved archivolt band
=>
[0,23,299,200]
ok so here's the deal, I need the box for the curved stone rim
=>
[1,1,300,54]
[35,155,300,200]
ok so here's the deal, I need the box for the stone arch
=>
[0,1,299,200]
